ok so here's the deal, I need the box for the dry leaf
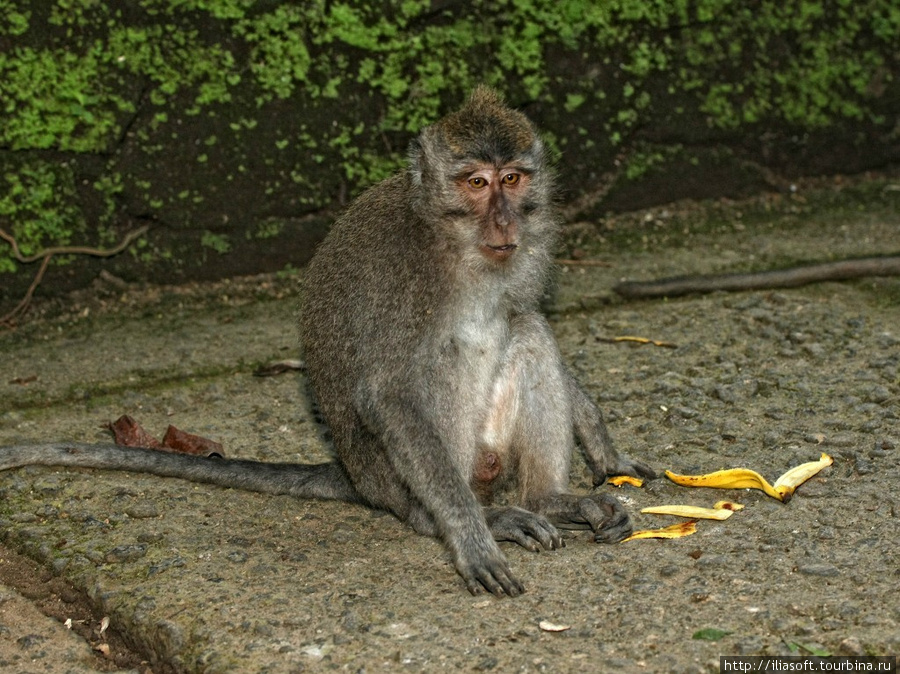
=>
[107,415,161,448]
[161,425,224,458]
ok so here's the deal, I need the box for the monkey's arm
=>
[0,443,362,503]
[566,376,657,485]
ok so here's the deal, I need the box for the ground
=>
[0,177,898,673]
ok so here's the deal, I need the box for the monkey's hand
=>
[454,535,525,597]
[591,454,658,487]
[484,506,564,552]
[539,493,633,543]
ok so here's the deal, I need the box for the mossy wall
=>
[1,0,898,301]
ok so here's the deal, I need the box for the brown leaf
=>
[162,425,224,458]
[107,415,162,448]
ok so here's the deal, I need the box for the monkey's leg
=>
[566,375,657,485]
[476,349,566,553]
[356,397,525,597]
[506,314,636,543]
[0,443,363,502]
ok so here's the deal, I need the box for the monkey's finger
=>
[487,508,563,551]
[464,561,525,597]
[502,522,563,552]
[614,457,658,481]
[592,456,657,487]
[578,495,633,544]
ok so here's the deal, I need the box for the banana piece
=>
[640,502,743,520]
[608,475,644,487]
[713,500,744,511]
[665,467,782,500]
[665,454,833,502]
[621,520,698,542]
[772,453,833,503]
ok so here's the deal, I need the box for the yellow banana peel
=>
[713,500,744,511]
[665,453,832,502]
[772,453,834,502]
[608,475,644,487]
[622,520,698,542]
[640,501,743,521]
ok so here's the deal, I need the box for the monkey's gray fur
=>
[0,88,653,596]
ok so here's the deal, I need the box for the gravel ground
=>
[0,179,898,672]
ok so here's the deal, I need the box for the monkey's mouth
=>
[482,243,518,261]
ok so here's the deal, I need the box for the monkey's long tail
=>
[0,443,364,504]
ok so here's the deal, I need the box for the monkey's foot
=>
[539,493,633,543]
[454,536,525,597]
[484,506,563,552]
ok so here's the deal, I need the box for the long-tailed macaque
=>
[0,88,653,596]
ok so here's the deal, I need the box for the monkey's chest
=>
[436,315,519,457]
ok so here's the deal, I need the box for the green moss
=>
[0,0,895,273]
[623,145,685,181]
[232,5,313,102]
[251,219,284,240]
[3,0,893,154]
[0,0,29,35]
[0,46,132,152]
[0,161,85,273]
[200,231,231,254]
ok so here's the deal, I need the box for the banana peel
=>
[665,453,832,503]
[622,520,698,542]
[641,501,744,521]
[608,475,644,487]
[772,453,834,502]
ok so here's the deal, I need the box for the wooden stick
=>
[613,256,900,299]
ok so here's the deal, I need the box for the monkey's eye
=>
[467,177,488,189]
[501,173,520,185]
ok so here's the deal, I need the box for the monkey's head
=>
[409,87,555,266]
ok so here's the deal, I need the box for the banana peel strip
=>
[640,501,744,521]
[622,520,697,542]
[665,453,832,503]
[608,475,644,487]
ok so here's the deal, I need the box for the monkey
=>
[0,87,654,596]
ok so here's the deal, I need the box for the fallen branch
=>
[0,225,148,327]
[613,256,900,299]
[555,258,613,267]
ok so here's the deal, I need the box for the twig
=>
[0,225,149,326]
[555,258,613,267]
[614,256,900,299]
[597,335,678,348]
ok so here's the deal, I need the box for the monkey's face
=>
[456,163,532,263]
[408,87,556,270]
